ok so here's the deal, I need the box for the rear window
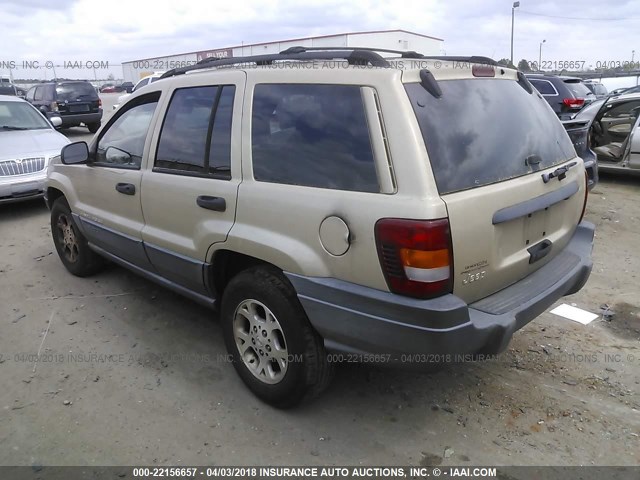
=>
[405,79,575,194]
[0,86,17,96]
[563,80,592,99]
[595,84,608,96]
[56,82,98,101]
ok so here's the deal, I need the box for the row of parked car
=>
[98,82,134,93]
[525,73,640,178]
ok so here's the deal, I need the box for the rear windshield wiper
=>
[542,161,578,183]
[1,125,28,131]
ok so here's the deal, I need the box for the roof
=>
[0,94,24,102]
[124,29,444,63]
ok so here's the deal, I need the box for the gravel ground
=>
[0,170,638,468]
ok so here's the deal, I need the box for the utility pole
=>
[539,39,546,71]
[511,1,520,66]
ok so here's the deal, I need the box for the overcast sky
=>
[2,0,638,80]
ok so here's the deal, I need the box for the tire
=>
[51,197,105,277]
[87,122,101,133]
[221,266,334,408]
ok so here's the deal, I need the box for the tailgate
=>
[443,161,586,303]
[404,74,586,304]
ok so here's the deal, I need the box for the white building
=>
[121,29,444,83]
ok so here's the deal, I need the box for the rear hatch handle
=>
[527,239,553,264]
[542,161,578,183]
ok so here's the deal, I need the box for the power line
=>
[519,10,639,21]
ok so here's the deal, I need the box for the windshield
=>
[56,82,98,101]
[405,78,575,194]
[0,100,51,130]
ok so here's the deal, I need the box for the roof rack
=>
[159,46,499,79]
[160,49,391,79]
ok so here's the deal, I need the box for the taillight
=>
[472,65,495,77]
[50,102,59,112]
[563,98,585,108]
[375,218,453,299]
[98,98,102,107]
[579,171,589,223]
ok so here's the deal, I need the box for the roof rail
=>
[160,49,390,79]
[280,47,499,65]
[158,47,500,79]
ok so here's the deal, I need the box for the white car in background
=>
[113,72,165,110]
[0,95,69,204]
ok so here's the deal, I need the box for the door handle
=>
[115,183,136,195]
[197,195,226,212]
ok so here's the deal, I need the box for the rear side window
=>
[529,79,556,95]
[251,84,378,192]
[155,85,234,178]
[405,79,575,194]
[56,82,97,101]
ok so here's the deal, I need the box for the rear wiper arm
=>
[1,125,28,131]
[542,161,578,183]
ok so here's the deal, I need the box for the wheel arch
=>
[209,249,279,298]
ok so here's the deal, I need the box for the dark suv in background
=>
[26,81,102,132]
[583,80,608,99]
[526,74,595,120]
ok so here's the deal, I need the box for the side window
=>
[26,87,35,101]
[530,79,556,95]
[155,85,234,178]
[251,84,378,193]
[603,101,640,119]
[133,77,149,92]
[95,93,160,168]
[34,86,44,101]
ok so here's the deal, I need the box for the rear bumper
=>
[286,221,594,366]
[49,111,102,126]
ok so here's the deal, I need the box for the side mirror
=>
[50,116,62,128]
[61,142,89,165]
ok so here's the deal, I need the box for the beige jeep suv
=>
[46,47,594,407]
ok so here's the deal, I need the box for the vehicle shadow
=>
[80,264,497,423]
[59,127,95,141]
[0,198,48,221]
[597,170,640,186]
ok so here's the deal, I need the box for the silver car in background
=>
[0,95,69,204]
